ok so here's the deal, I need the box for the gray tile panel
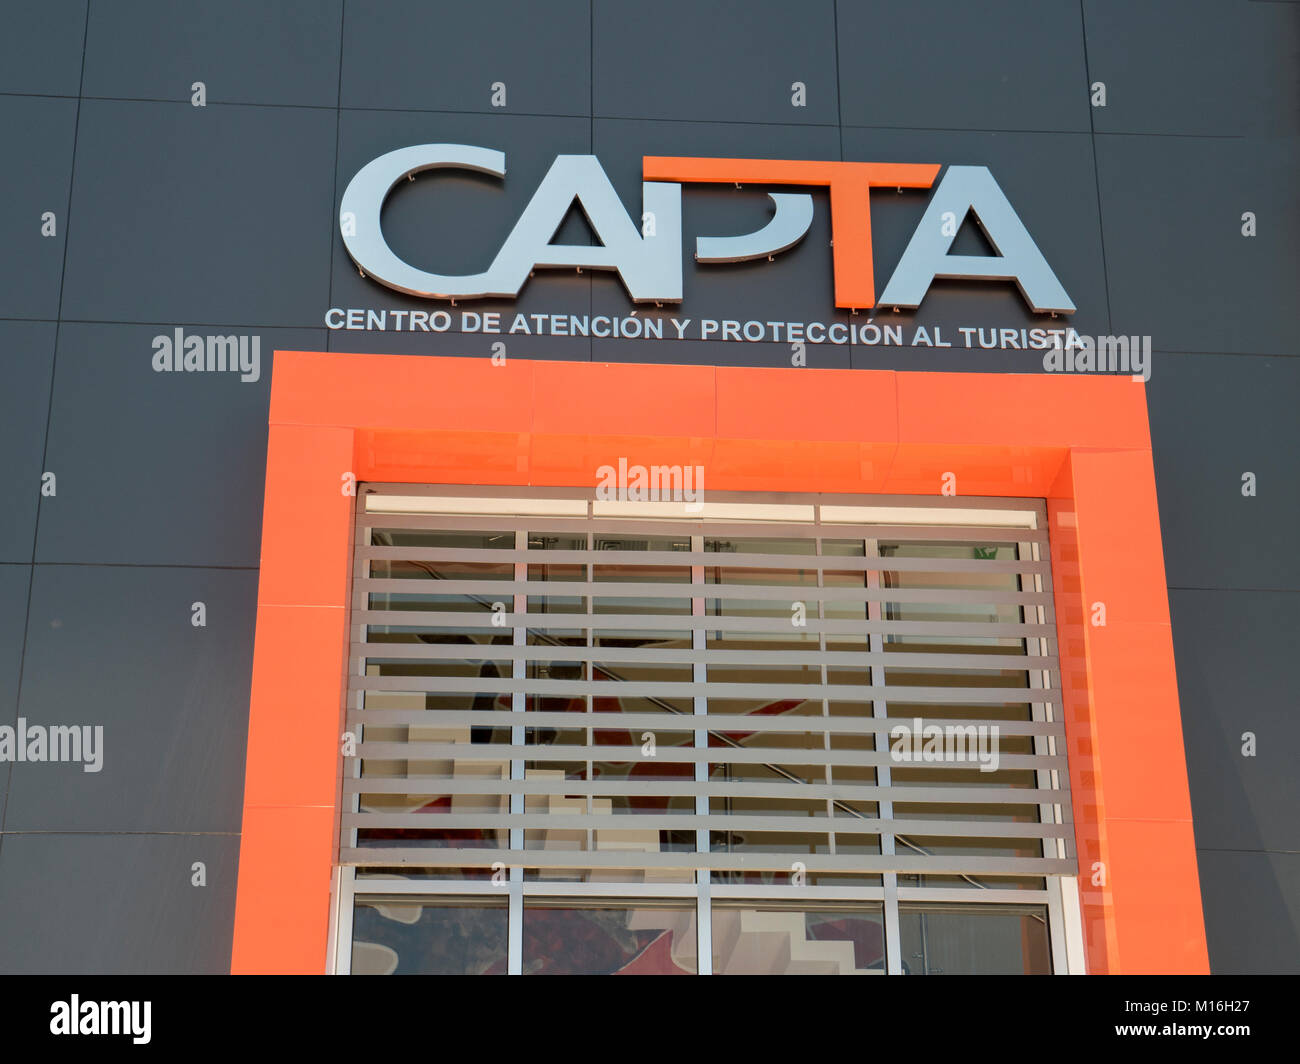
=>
[0,321,57,563]
[1197,849,1300,974]
[593,0,838,125]
[36,324,324,567]
[1148,353,1300,591]
[60,100,336,326]
[1095,135,1299,356]
[0,832,238,973]
[83,0,344,108]
[1171,588,1300,855]
[838,0,1091,133]
[0,95,78,320]
[0,0,87,98]
[0,564,33,829]
[1084,0,1299,138]
[4,564,256,834]
[342,0,589,116]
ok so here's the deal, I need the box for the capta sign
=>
[339,144,1075,314]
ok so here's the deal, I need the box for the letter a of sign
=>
[878,166,1075,314]
[489,155,682,302]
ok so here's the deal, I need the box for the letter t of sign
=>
[641,157,940,311]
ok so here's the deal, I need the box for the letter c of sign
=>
[339,144,509,298]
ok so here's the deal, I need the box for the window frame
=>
[331,487,1085,975]
[231,351,1203,976]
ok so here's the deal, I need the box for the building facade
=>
[0,0,1296,974]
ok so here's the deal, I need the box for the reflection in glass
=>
[898,904,1051,974]
[712,906,886,974]
[524,902,696,974]
[349,514,1063,965]
[351,897,507,974]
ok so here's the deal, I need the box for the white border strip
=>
[820,505,1038,528]
[366,495,587,517]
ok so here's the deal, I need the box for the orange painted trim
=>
[231,351,1209,975]
[642,156,939,310]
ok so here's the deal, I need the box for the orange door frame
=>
[230,350,1208,976]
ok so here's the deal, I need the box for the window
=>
[334,488,1080,974]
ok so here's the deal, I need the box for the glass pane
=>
[524,902,696,974]
[712,905,886,974]
[351,897,507,974]
[879,541,1028,650]
[351,502,1059,917]
[706,536,815,556]
[372,529,515,551]
[898,904,1051,974]
[528,532,585,552]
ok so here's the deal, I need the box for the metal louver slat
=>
[350,611,1057,637]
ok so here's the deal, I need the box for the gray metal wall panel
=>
[1083,0,1300,137]
[1148,354,1300,591]
[593,0,838,125]
[1095,134,1299,356]
[0,321,56,563]
[0,0,87,98]
[0,564,33,831]
[36,324,323,567]
[83,0,344,108]
[0,96,78,321]
[60,100,336,326]
[0,833,238,974]
[1197,849,1300,974]
[1170,588,1300,854]
[342,0,590,116]
[838,0,1091,133]
[5,564,255,834]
